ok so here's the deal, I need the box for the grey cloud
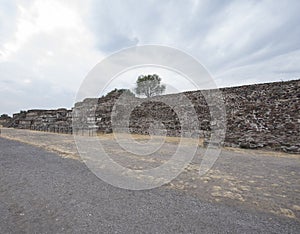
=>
[0,60,75,116]
[86,0,300,78]
[0,0,18,52]
[0,78,75,116]
[222,2,300,70]
[1,0,300,115]
[87,0,165,52]
[97,33,139,53]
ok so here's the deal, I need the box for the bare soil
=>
[1,128,299,221]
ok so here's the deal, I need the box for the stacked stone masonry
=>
[1,79,299,153]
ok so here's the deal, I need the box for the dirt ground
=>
[1,128,299,221]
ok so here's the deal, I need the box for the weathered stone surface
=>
[0,114,11,126]
[4,109,73,134]
[1,79,299,153]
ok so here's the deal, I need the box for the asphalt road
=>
[1,137,299,233]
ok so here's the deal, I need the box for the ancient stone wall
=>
[221,80,299,152]
[2,79,299,153]
[0,114,12,127]
[4,109,72,134]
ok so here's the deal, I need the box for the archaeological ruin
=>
[1,79,299,153]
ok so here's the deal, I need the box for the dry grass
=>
[224,146,300,159]
[97,132,204,146]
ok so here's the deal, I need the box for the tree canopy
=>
[134,74,166,98]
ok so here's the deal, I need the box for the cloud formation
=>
[0,0,299,115]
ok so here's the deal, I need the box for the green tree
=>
[134,74,166,98]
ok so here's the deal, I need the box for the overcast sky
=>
[1,0,300,115]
